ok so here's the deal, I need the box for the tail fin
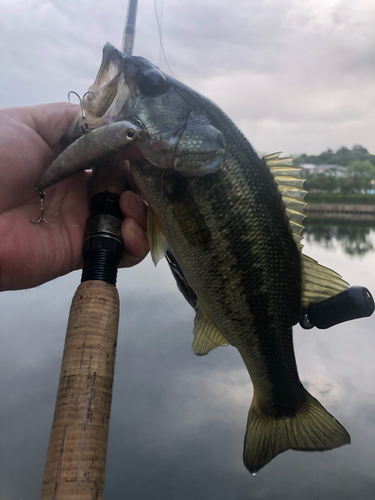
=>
[243,389,350,474]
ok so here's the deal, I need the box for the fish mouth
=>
[54,43,178,188]
[61,43,174,165]
[37,43,150,191]
[61,43,133,146]
[59,43,150,166]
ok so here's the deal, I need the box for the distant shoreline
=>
[305,193,375,205]
[304,194,375,219]
[304,203,375,220]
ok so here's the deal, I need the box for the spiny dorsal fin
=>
[265,152,307,246]
[193,305,230,356]
[264,153,349,306]
[147,207,169,266]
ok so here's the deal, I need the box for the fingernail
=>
[129,219,144,239]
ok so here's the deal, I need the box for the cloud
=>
[1,0,374,153]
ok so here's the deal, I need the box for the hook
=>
[29,189,57,224]
[68,90,96,134]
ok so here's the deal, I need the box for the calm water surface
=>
[1,219,375,499]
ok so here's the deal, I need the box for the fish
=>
[40,43,351,473]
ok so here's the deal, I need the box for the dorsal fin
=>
[300,254,349,308]
[265,153,307,246]
[264,153,349,306]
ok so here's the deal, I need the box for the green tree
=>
[317,148,334,164]
[305,172,338,192]
[292,155,303,166]
[344,160,375,193]
[295,145,375,168]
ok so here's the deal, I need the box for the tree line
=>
[293,145,375,194]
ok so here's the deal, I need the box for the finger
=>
[126,169,146,199]
[120,191,148,231]
[121,217,149,267]
[2,102,80,149]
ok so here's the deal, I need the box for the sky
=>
[1,0,374,155]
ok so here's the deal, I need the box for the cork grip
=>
[40,280,119,499]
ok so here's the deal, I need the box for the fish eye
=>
[139,69,169,97]
[126,129,135,139]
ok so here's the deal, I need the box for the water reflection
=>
[304,218,375,256]
[1,223,375,499]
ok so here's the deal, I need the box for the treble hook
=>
[29,189,57,224]
[68,90,96,133]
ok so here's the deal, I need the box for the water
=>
[1,219,375,499]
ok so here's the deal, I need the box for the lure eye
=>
[139,69,169,97]
[126,129,135,139]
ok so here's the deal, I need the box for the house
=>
[301,164,346,178]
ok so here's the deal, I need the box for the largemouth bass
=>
[41,43,351,473]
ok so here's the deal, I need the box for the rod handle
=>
[41,280,119,500]
[300,286,374,330]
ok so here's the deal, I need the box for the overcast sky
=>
[1,0,374,155]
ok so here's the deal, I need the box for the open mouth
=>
[61,43,132,146]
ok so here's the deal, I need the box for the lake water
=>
[1,219,375,499]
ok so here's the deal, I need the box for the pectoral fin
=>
[147,207,169,266]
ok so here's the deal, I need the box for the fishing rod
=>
[122,0,138,56]
[40,1,139,498]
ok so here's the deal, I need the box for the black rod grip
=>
[306,286,374,329]
[81,191,123,285]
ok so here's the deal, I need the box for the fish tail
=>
[243,389,350,474]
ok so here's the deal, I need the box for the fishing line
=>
[159,0,163,68]
[153,0,173,75]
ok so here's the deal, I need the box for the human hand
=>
[0,102,149,291]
